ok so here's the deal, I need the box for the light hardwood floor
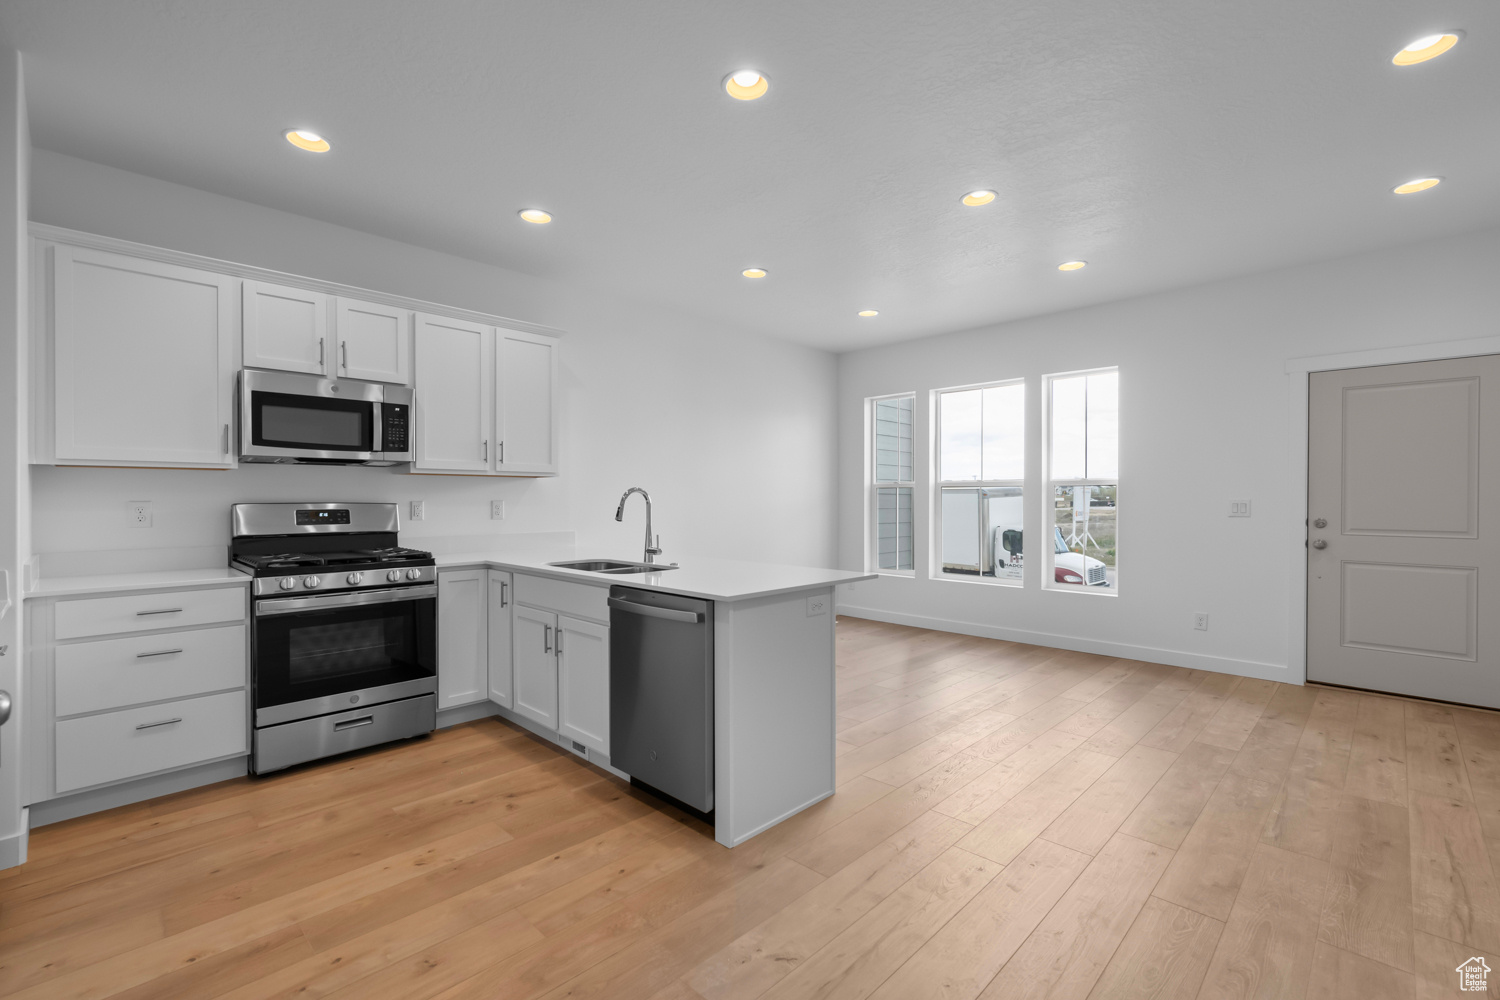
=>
[4,616,1499,999]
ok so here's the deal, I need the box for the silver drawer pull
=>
[136,648,183,659]
[334,715,375,731]
[135,608,183,617]
[136,717,182,731]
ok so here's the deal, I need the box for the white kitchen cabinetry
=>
[556,615,609,753]
[49,245,236,468]
[413,318,558,478]
[414,314,492,473]
[242,280,329,376]
[512,605,560,730]
[334,297,410,384]
[437,568,488,710]
[487,570,514,708]
[495,328,558,475]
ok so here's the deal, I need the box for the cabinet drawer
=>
[55,587,247,640]
[514,574,608,623]
[55,624,247,717]
[55,690,247,793]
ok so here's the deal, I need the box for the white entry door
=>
[1308,355,1500,708]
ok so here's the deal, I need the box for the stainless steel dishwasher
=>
[608,585,714,813]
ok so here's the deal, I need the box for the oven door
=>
[252,585,437,726]
[240,370,381,463]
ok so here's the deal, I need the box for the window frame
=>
[930,377,1026,587]
[868,391,916,577]
[1044,367,1119,596]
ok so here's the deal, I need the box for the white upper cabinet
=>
[52,245,236,468]
[495,328,558,476]
[242,280,328,376]
[334,297,410,384]
[413,313,493,472]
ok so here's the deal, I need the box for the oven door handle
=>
[255,584,437,616]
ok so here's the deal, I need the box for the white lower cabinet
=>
[437,568,488,710]
[557,615,609,753]
[55,691,247,794]
[513,605,560,730]
[487,570,514,708]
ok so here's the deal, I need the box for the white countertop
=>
[27,567,253,599]
[435,549,874,602]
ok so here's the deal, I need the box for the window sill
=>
[931,573,1022,589]
[1043,583,1118,597]
[870,570,916,579]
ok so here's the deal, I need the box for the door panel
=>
[243,281,328,375]
[1308,355,1499,707]
[336,298,410,384]
[436,569,486,709]
[512,606,558,729]
[495,329,557,475]
[413,314,491,472]
[557,615,608,753]
[487,571,513,708]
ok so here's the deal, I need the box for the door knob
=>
[1312,518,1327,529]
[1312,539,1328,549]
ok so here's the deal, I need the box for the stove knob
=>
[387,569,402,583]
[406,568,422,581]
[303,576,321,589]
[346,572,363,585]
[278,577,296,591]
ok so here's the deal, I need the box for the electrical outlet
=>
[490,500,505,520]
[127,501,152,528]
[1229,500,1252,517]
[409,500,425,522]
[1193,612,1209,631]
[807,594,828,617]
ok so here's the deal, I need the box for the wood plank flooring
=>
[5,615,1500,999]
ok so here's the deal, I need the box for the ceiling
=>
[2,0,1497,352]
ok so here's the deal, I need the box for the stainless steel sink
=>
[549,559,678,574]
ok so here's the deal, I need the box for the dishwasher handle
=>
[607,596,703,624]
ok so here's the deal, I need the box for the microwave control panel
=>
[382,403,410,454]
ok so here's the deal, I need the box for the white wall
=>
[837,223,1500,681]
[0,46,30,867]
[27,150,838,571]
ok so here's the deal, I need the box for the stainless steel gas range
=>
[230,502,437,773]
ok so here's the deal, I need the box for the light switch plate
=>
[807,594,828,617]
[1229,500,1251,517]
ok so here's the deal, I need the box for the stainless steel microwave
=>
[239,371,414,466]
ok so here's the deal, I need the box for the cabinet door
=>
[335,297,410,384]
[557,615,609,754]
[495,328,558,476]
[437,568,487,710]
[242,280,329,375]
[512,605,558,729]
[53,246,236,467]
[413,314,492,472]
[486,570,514,708]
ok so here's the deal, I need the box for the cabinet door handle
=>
[136,648,183,659]
[500,581,508,608]
[319,337,325,366]
[555,628,563,657]
[223,424,230,455]
[483,439,488,462]
[136,717,182,731]
[341,340,348,370]
[135,608,183,617]
[543,625,551,654]
[498,441,504,465]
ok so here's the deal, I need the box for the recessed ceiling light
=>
[1393,177,1441,195]
[858,310,879,318]
[961,190,996,207]
[284,129,330,153]
[724,70,769,101]
[1057,260,1087,271]
[518,209,553,224]
[741,268,768,278]
[1393,32,1461,66]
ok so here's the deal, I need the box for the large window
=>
[1047,369,1118,592]
[934,381,1025,584]
[870,393,914,573]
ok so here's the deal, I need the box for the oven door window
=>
[255,598,435,709]
[251,390,374,453]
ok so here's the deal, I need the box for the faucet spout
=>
[615,488,662,565]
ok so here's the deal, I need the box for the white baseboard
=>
[836,604,1291,683]
[436,701,501,729]
[0,811,28,869]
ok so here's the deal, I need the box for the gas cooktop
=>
[229,503,437,597]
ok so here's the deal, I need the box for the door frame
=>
[1285,333,1500,686]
